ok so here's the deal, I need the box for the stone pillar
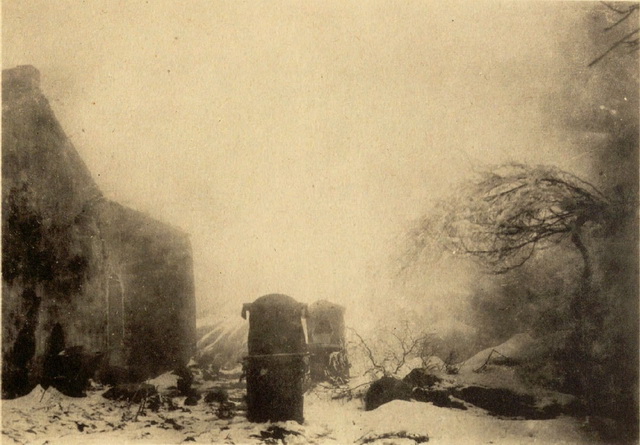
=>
[242,294,307,423]
[307,300,349,382]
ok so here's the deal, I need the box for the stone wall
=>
[2,66,196,397]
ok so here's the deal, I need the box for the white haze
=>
[3,1,600,333]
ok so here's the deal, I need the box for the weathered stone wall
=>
[2,65,196,397]
[97,201,196,380]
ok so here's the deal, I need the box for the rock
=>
[174,366,194,396]
[402,368,466,410]
[216,401,236,419]
[452,385,559,419]
[97,365,130,386]
[184,394,201,406]
[402,368,442,389]
[412,387,467,410]
[396,357,424,379]
[102,383,157,403]
[397,364,569,418]
[49,349,103,397]
[204,388,229,404]
[364,377,412,411]
[146,393,178,412]
[250,425,303,442]
[442,332,582,420]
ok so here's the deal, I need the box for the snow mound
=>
[2,385,70,408]
[354,400,592,445]
[461,333,536,372]
[147,372,180,390]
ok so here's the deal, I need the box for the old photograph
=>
[2,1,638,444]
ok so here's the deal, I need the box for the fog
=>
[3,1,604,330]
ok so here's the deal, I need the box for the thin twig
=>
[589,28,640,67]
[39,386,49,403]
[133,395,146,422]
[474,349,511,373]
[348,328,385,376]
[601,2,627,14]
[604,4,638,31]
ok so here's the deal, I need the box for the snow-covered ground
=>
[2,371,604,445]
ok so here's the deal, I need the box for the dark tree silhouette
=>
[414,164,610,278]
[407,163,627,399]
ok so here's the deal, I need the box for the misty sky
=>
[3,1,601,324]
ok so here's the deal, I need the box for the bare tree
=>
[407,163,627,397]
[412,164,609,280]
[348,322,435,379]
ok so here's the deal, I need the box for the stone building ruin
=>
[2,66,196,397]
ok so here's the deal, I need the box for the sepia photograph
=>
[2,1,638,444]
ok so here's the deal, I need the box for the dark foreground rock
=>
[452,385,561,419]
[204,388,229,404]
[102,383,157,403]
[364,377,412,411]
[404,368,467,410]
[403,368,442,389]
[184,394,201,406]
[250,425,303,442]
[412,387,467,410]
[42,345,104,397]
[365,367,575,419]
